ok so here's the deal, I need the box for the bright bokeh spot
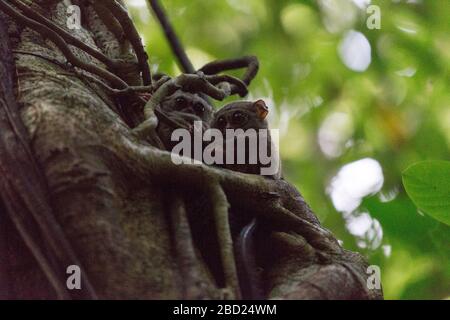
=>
[128,0,146,8]
[328,158,384,213]
[318,0,359,33]
[318,112,354,158]
[339,30,372,72]
[345,212,383,249]
[352,0,371,9]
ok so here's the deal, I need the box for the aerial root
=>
[207,178,241,300]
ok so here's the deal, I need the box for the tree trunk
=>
[0,0,382,300]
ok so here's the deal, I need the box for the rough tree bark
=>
[0,1,382,300]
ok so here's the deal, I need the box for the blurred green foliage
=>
[126,0,450,299]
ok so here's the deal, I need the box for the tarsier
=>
[120,47,262,299]
[139,88,213,149]
[211,99,281,299]
[130,64,257,299]
[141,94,283,299]
[211,99,280,178]
[132,81,222,299]
[133,84,277,300]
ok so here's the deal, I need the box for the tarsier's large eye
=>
[216,116,227,128]
[231,111,248,126]
[193,102,205,115]
[175,97,187,109]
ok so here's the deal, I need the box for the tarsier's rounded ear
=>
[253,99,269,120]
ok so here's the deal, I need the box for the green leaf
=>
[402,161,450,226]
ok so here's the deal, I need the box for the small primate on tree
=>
[211,99,283,299]
[0,0,382,300]
[130,77,233,299]
[211,99,281,178]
